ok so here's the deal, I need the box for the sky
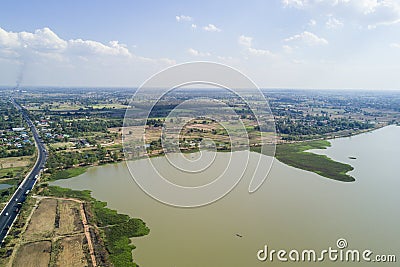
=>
[0,0,400,89]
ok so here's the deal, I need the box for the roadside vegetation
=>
[0,156,36,204]
[0,196,36,265]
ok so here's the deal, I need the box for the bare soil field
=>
[0,156,34,168]
[56,199,83,235]
[55,235,88,267]
[10,197,97,267]
[23,198,57,241]
[12,241,51,267]
[108,127,122,134]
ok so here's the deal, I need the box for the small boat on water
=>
[348,156,357,159]
[236,233,243,238]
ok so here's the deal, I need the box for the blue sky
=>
[1,0,400,89]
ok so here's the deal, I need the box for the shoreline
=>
[50,124,393,183]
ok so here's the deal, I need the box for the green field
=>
[276,140,354,182]
[45,167,88,181]
[255,140,355,182]
[0,167,25,180]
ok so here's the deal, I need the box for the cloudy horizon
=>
[1,0,400,89]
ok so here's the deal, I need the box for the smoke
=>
[16,63,25,89]
[15,45,28,89]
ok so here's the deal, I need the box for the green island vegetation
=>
[270,140,354,182]
[41,184,150,267]
[45,166,88,181]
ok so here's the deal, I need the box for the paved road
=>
[0,99,47,245]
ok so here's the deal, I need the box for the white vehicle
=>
[5,212,8,216]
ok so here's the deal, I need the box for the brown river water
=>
[53,125,400,266]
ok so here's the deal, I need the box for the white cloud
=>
[282,0,308,8]
[191,24,197,29]
[175,15,193,22]
[336,0,400,29]
[390,43,400,48]
[284,31,328,45]
[337,0,380,15]
[0,27,132,58]
[248,47,273,56]
[282,0,400,29]
[326,16,344,29]
[187,48,211,57]
[238,35,253,47]
[283,45,294,53]
[308,19,317,26]
[238,35,273,57]
[0,27,175,86]
[368,18,400,29]
[0,27,67,51]
[282,0,380,12]
[68,39,131,57]
[282,0,399,13]
[203,24,221,32]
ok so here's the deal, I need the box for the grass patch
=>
[41,185,93,201]
[0,178,20,186]
[92,201,129,226]
[254,140,355,182]
[0,187,17,203]
[0,167,24,179]
[46,167,88,181]
[103,219,149,267]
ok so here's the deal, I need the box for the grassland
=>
[269,140,354,182]
[45,167,88,181]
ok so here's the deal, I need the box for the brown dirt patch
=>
[56,199,83,235]
[24,198,57,241]
[0,156,33,168]
[55,235,88,267]
[12,241,51,267]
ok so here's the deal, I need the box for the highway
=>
[0,99,47,245]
